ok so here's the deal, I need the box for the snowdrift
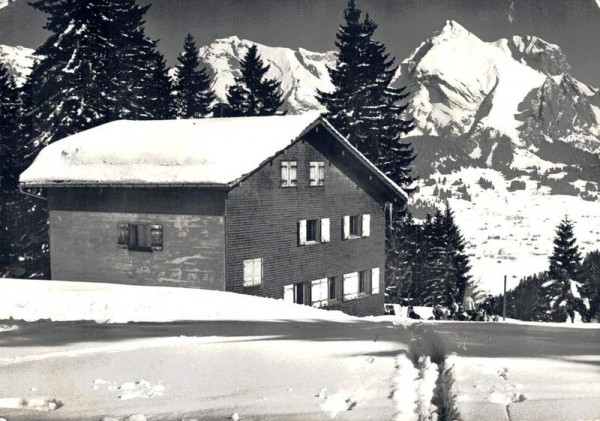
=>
[0,279,354,323]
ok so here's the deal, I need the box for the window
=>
[328,277,337,301]
[281,161,297,187]
[284,282,310,305]
[358,270,369,294]
[343,214,370,239]
[309,161,325,186]
[118,223,162,252]
[306,219,318,242]
[243,258,262,287]
[298,218,330,245]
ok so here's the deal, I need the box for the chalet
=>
[20,112,407,316]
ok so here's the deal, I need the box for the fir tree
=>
[317,0,416,191]
[19,0,173,277]
[544,217,584,322]
[385,210,418,304]
[407,206,472,307]
[549,216,581,280]
[173,34,215,118]
[25,0,173,146]
[226,44,283,116]
[580,250,600,320]
[0,64,21,274]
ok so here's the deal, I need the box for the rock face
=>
[198,36,336,113]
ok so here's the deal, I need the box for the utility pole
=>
[503,275,507,321]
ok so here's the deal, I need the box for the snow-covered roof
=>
[20,112,407,200]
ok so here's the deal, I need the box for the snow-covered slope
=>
[198,36,335,113]
[0,44,37,86]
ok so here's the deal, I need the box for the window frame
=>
[118,223,162,252]
[280,161,298,188]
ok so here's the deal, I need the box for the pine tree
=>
[173,34,215,118]
[407,206,472,307]
[385,210,418,304]
[580,250,600,320]
[226,44,283,116]
[25,0,173,146]
[544,216,584,321]
[443,206,472,304]
[549,216,581,280]
[317,0,416,191]
[18,0,173,277]
[0,64,21,274]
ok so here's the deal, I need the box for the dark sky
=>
[1,0,599,86]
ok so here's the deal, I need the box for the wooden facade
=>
[39,119,405,316]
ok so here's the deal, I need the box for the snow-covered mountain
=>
[198,36,336,113]
[395,20,600,162]
[0,44,37,86]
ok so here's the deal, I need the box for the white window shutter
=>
[318,162,325,185]
[253,258,262,284]
[309,162,316,185]
[281,162,289,186]
[343,216,350,240]
[284,284,294,302]
[298,220,307,245]
[243,259,253,285]
[311,279,327,307]
[362,214,371,237]
[371,267,380,294]
[290,162,297,185]
[343,272,359,300]
[320,218,330,243]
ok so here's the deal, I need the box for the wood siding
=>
[48,187,226,289]
[226,129,387,317]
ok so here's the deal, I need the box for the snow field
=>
[415,167,600,294]
[447,354,600,421]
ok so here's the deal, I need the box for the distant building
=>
[20,113,407,316]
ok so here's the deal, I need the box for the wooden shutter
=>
[118,224,129,249]
[371,267,380,294]
[252,258,262,285]
[151,224,163,251]
[343,272,359,300]
[311,278,327,307]
[298,220,307,245]
[318,162,325,185]
[243,259,253,286]
[127,224,137,248]
[290,162,297,186]
[309,162,317,186]
[281,162,289,186]
[320,218,330,243]
[362,214,371,237]
[343,216,350,240]
[283,284,294,302]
